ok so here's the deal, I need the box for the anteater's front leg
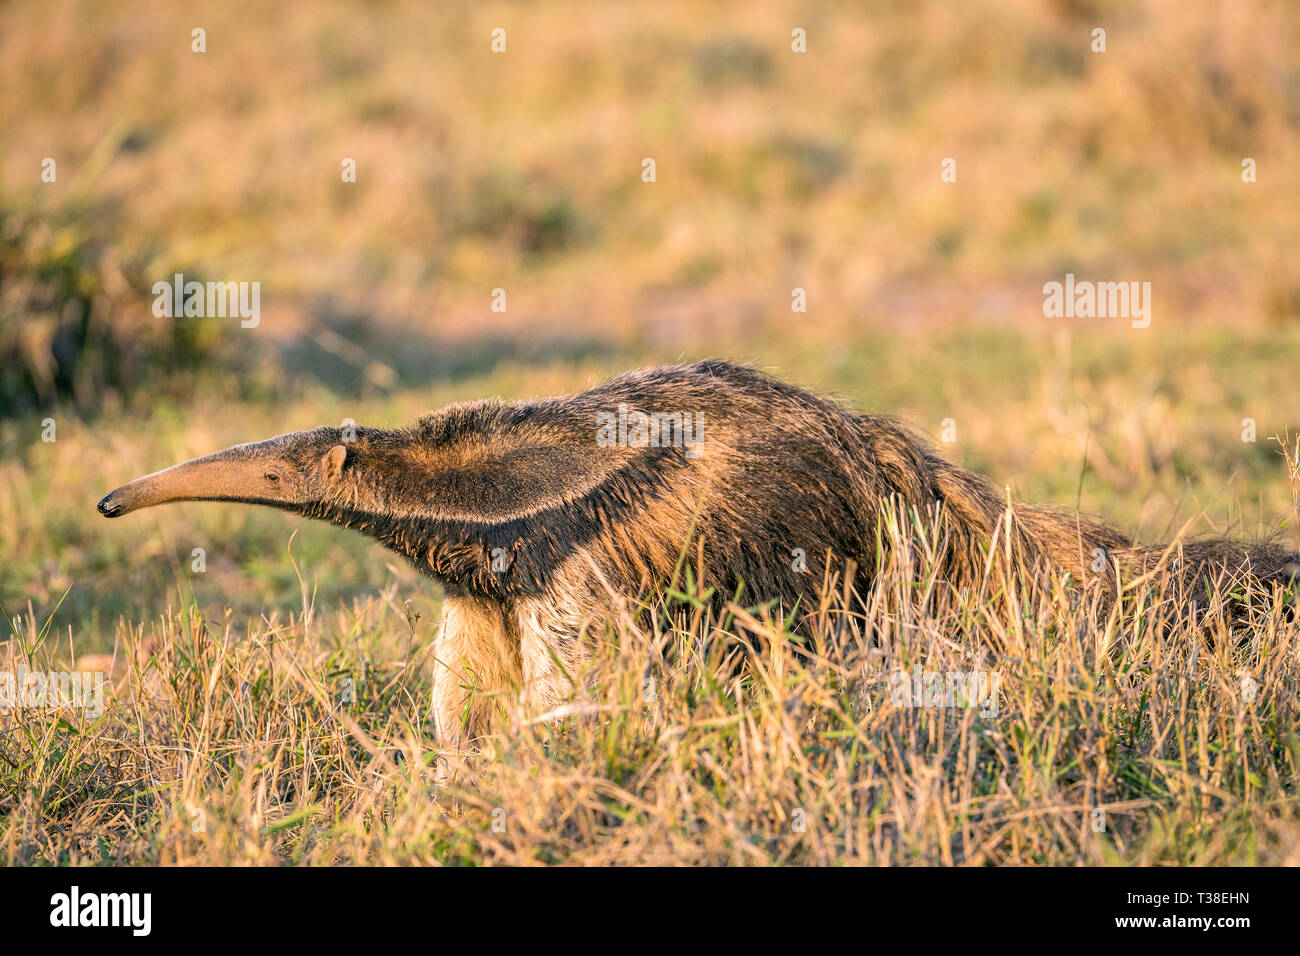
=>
[429,596,521,747]
[514,597,587,718]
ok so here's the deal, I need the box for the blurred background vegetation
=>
[2,0,1298,650]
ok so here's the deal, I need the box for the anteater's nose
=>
[97,493,122,517]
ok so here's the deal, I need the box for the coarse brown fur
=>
[98,360,1300,744]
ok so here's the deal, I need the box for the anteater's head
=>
[97,428,358,519]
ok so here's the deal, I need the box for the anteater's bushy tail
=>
[1109,538,1300,596]
[856,415,1300,604]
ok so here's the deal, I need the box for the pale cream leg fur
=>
[429,596,521,747]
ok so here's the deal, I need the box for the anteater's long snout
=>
[97,450,260,518]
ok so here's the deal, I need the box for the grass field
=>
[3,0,1299,864]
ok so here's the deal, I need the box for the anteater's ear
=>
[323,444,349,482]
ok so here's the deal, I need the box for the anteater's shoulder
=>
[576,360,826,409]
[411,393,598,450]
[409,360,859,450]
[594,359,775,391]
[412,398,535,445]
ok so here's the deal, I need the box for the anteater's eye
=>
[265,472,280,483]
